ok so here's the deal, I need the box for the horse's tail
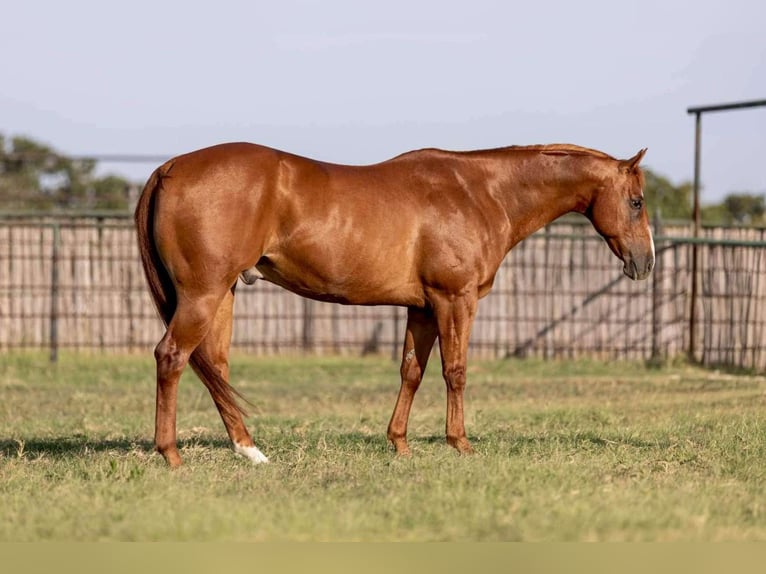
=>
[134,163,249,420]
[134,165,175,326]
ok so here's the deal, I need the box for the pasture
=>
[1,353,765,541]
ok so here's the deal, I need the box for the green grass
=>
[1,352,765,541]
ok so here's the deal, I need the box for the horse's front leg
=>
[387,307,438,455]
[431,291,478,454]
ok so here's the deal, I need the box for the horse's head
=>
[586,148,654,280]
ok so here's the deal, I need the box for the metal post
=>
[651,210,662,361]
[692,112,702,239]
[49,224,61,363]
[688,111,701,362]
[684,98,766,361]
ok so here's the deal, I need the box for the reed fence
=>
[1,215,764,371]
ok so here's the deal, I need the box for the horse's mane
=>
[510,143,616,160]
[388,143,618,165]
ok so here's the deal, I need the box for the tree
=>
[92,175,134,210]
[0,133,133,211]
[0,136,55,209]
[698,192,765,226]
[642,169,693,221]
[722,193,765,225]
[699,203,729,226]
[638,169,764,228]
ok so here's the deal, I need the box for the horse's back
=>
[148,142,507,307]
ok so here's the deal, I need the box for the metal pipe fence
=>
[1,215,764,371]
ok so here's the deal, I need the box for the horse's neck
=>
[483,153,597,249]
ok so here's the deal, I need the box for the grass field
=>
[1,352,765,541]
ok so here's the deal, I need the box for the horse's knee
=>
[442,363,466,391]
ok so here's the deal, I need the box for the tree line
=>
[644,170,765,226]
[0,134,133,211]
[1,133,764,225]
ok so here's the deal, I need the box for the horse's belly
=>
[255,253,424,307]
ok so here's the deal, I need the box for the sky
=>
[1,0,765,204]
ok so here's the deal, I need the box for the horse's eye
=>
[630,198,643,210]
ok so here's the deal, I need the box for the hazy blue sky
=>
[1,0,765,203]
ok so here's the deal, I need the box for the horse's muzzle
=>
[623,255,654,281]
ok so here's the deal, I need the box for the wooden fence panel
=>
[0,217,764,372]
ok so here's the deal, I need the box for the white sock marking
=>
[234,442,270,465]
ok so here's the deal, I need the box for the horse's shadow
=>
[0,436,232,460]
[0,431,658,461]
[0,433,457,460]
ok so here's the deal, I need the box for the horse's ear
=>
[620,148,647,172]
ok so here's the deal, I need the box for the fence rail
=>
[1,216,765,371]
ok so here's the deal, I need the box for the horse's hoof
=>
[389,438,412,457]
[447,437,474,455]
[234,442,270,465]
[158,447,183,468]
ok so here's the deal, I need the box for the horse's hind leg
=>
[195,286,268,464]
[153,290,226,467]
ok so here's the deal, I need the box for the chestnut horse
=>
[135,142,654,467]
